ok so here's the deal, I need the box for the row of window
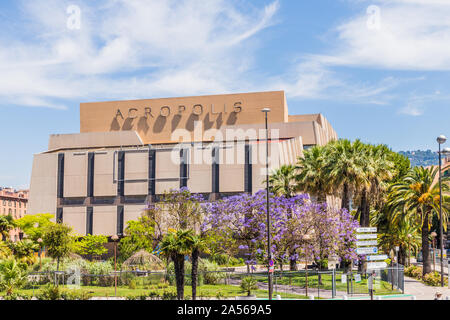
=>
[1,208,26,217]
[1,199,27,208]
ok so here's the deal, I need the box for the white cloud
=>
[1,0,448,115]
[279,0,450,112]
[0,0,280,108]
[322,1,450,70]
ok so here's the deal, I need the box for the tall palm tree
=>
[296,146,331,203]
[0,215,16,241]
[388,166,449,275]
[325,139,368,211]
[268,165,298,198]
[356,144,395,227]
[160,229,194,300]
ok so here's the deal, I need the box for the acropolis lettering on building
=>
[114,102,243,121]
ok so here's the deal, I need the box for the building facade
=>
[28,91,337,236]
[0,187,28,241]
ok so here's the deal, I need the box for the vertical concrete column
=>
[86,152,95,206]
[147,149,156,203]
[86,207,93,235]
[87,152,95,197]
[117,151,125,200]
[56,207,63,224]
[244,144,252,194]
[180,148,188,188]
[57,153,65,199]
[117,206,124,236]
[211,146,220,200]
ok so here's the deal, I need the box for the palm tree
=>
[0,258,28,296]
[388,166,449,275]
[325,139,368,211]
[377,215,421,266]
[268,165,298,198]
[9,239,39,265]
[189,235,209,300]
[0,242,12,260]
[0,215,16,241]
[356,144,395,227]
[296,146,331,203]
[160,229,194,300]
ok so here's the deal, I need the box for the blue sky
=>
[1,0,449,188]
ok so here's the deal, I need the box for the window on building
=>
[8,208,12,215]
[19,202,21,208]
[2,200,5,206]
[8,201,11,206]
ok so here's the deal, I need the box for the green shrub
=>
[423,272,448,287]
[148,290,160,300]
[404,265,421,277]
[61,289,93,300]
[161,289,177,300]
[406,265,423,279]
[128,279,137,290]
[202,262,225,285]
[2,293,33,300]
[240,277,258,296]
[119,272,136,286]
[37,284,64,300]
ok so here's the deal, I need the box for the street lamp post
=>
[431,232,437,273]
[262,108,273,300]
[303,234,311,297]
[37,238,43,271]
[407,234,412,267]
[111,234,119,297]
[437,135,447,287]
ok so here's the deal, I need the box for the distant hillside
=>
[399,150,438,167]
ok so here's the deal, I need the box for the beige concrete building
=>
[28,91,337,236]
[0,188,28,241]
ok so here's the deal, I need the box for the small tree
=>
[42,223,73,271]
[15,214,54,243]
[160,229,194,300]
[74,234,108,260]
[240,277,258,297]
[118,216,156,262]
[0,215,16,241]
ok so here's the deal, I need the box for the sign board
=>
[269,266,274,273]
[367,262,387,269]
[356,234,377,240]
[366,255,388,261]
[357,240,378,247]
[356,227,377,233]
[356,247,378,255]
[269,260,274,267]
[341,274,347,284]
[354,274,362,283]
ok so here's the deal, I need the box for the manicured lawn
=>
[4,283,312,300]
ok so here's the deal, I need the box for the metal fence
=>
[25,266,404,299]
